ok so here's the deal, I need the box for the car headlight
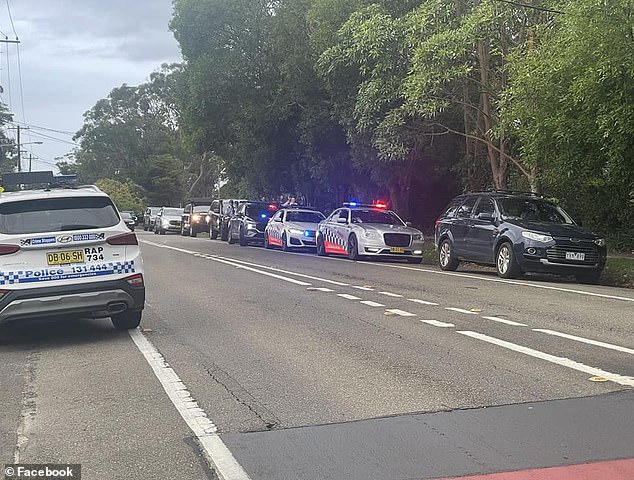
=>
[363,230,379,239]
[412,233,424,241]
[247,222,257,229]
[191,214,201,221]
[594,238,606,247]
[289,228,304,235]
[162,219,170,226]
[521,231,553,243]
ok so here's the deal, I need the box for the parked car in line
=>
[120,211,136,231]
[208,198,247,241]
[153,207,184,235]
[181,198,213,237]
[434,191,607,283]
[0,171,145,330]
[143,206,162,231]
[228,201,279,246]
[316,202,425,263]
[264,207,325,251]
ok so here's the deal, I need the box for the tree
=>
[94,178,144,212]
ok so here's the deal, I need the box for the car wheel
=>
[111,310,142,330]
[496,242,521,278]
[190,226,197,237]
[348,234,360,261]
[220,224,229,241]
[438,239,459,271]
[160,227,166,235]
[575,271,602,284]
[407,257,423,264]
[210,227,218,240]
[281,232,289,252]
[317,236,328,256]
[239,227,247,246]
[228,227,236,244]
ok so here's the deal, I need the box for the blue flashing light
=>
[260,213,268,219]
[349,201,359,207]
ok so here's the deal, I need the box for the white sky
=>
[0,0,182,172]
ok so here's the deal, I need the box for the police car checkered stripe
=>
[321,227,347,249]
[0,261,136,285]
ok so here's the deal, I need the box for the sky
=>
[0,0,182,172]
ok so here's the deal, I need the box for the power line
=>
[491,0,564,14]
[27,129,80,147]
[8,119,76,136]
[5,0,18,37]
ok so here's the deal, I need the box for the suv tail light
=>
[125,273,144,287]
[0,244,20,255]
[107,233,138,245]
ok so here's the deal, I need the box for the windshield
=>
[245,203,275,220]
[498,198,573,224]
[286,211,325,223]
[161,208,183,216]
[0,196,120,234]
[193,206,209,213]
[121,212,133,219]
[351,209,405,226]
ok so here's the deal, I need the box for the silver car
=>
[316,204,424,263]
[264,207,326,251]
[153,207,184,235]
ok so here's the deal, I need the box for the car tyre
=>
[438,239,459,271]
[239,227,247,246]
[281,232,289,252]
[111,310,142,330]
[317,236,328,256]
[348,234,360,261]
[228,227,236,244]
[496,242,521,278]
[190,226,197,237]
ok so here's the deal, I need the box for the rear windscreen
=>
[0,196,120,234]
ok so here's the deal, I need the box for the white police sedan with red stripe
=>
[264,207,325,251]
[316,203,425,263]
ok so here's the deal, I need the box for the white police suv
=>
[0,172,144,330]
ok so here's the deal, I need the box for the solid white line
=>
[129,329,251,480]
[457,330,634,387]
[533,329,634,355]
[360,300,385,307]
[446,307,478,315]
[338,293,361,300]
[408,299,439,306]
[421,320,455,328]
[385,309,416,317]
[352,286,374,291]
[378,291,403,298]
[482,316,527,326]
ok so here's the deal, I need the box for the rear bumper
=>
[0,278,145,324]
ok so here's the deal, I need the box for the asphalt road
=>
[1,230,633,480]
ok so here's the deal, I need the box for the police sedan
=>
[316,203,424,263]
[264,207,326,251]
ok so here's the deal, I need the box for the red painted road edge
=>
[434,458,634,480]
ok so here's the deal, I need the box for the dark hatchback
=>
[228,201,279,246]
[434,192,607,283]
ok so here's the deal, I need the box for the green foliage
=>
[94,178,144,212]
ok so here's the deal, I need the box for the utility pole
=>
[29,153,32,172]
[8,125,30,172]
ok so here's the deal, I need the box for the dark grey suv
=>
[434,192,607,283]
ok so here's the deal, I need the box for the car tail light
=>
[0,244,20,255]
[0,289,7,298]
[107,233,138,245]
[125,273,144,287]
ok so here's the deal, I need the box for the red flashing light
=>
[374,201,388,209]
[0,244,20,255]
[268,203,279,211]
[107,233,139,245]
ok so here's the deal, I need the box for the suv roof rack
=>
[484,189,542,197]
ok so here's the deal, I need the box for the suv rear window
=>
[0,196,119,234]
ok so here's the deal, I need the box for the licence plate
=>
[390,247,405,254]
[47,250,85,265]
[565,251,585,261]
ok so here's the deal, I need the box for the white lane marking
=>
[408,299,439,306]
[385,309,416,317]
[142,241,311,287]
[129,329,251,480]
[533,329,634,355]
[421,320,455,328]
[338,294,361,300]
[352,286,374,291]
[360,300,385,307]
[482,316,527,327]
[457,330,634,387]
[310,287,334,292]
[446,307,478,315]
[378,291,403,298]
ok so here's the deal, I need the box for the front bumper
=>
[514,241,606,275]
[0,278,145,324]
[360,238,425,259]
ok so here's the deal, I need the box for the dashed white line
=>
[482,316,527,326]
[129,329,251,480]
[360,300,385,307]
[308,287,335,292]
[385,309,416,317]
[352,286,374,291]
[446,307,478,315]
[379,292,403,298]
[408,299,439,306]
[421,320,455,328]
[533,329,634,355]
[338,294,361,300]
[457,330,634,387]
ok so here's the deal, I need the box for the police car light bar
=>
[343,201,389,209]
[2,171,54,186]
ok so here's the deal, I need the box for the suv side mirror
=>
[476,212,495,222]
[405,221,412,227]
[275,217,282,222]
[337,217,348,224]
